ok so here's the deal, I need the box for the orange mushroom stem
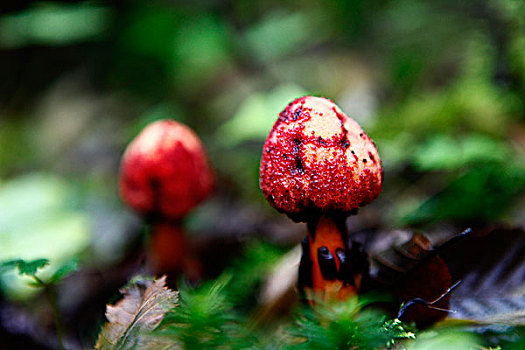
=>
[149,222,201,281]
[308,215,354,299]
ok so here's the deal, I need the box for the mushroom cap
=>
[259,96,383,222]
[119,119,214,220]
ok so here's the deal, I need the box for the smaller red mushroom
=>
[119,119,214,278]
[259,96,383,302]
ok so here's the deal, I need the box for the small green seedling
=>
[1,258,79,350]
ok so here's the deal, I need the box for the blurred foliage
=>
[218,84,307,147]
[155,274,407,349]
[400,164,525,225]
[286,299,416,350]
[0,174,89,299]
[136,274,483,349]
[405,327,480,350]
[0,2,110,48]
[222,240,284,310]
[157,275,260,349]
[153,242,284,348]
[1,0,524,228]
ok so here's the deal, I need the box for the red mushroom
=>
[259,96,382,302]
[119,119,214,278]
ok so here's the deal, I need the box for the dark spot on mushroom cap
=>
[291,156,304,175]
[293,106,303,120]
[368,152,376,164]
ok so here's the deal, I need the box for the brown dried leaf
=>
[369,231,455,328]
[95,276,179,350]
[439,227,525,325]
[366,226,525,327]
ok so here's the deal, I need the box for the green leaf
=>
[1,258,49,277]
[49,259,79,284]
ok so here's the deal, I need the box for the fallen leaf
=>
[95,275,178,350]
[439,227,525,326]
[367,226,525,330]
[369,231,458,328]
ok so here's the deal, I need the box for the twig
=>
[397,280,462,319]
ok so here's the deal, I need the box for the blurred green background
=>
[0,0,524,346]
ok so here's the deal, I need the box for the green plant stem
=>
[33,276,65,350]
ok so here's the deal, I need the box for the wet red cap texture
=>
[119,119,214,220]
[259,96,383,222]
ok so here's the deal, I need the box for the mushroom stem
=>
[149,221,187,274]
[149,221,202,284]
[302,214,361,302]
